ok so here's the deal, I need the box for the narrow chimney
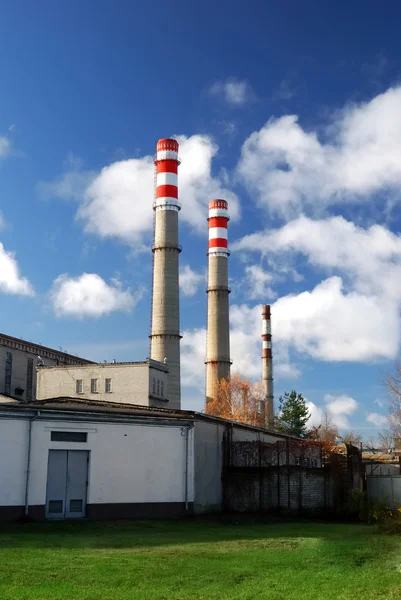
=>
[150,138,182,409]
[262,304,274,426]
[205,199,231,403]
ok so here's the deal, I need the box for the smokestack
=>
[150,138,181,409]
[205,199,231,402]
[262,304,274,426]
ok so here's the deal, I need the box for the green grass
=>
[0,517,401,599]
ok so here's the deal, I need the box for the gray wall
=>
[193,420,225,514]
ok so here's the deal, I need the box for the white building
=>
[36,360,169,408]
[0,398,298,521]
[0,333,92,402]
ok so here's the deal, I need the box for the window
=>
[161,380,164,397]
[157,379,160,395]
[26,358,33,401]
[105,378,112,393]
[304,458,309,467]
[4,352,12,396]
[152,378,156,394]
[90,379,98,393]
[296,457,301,466]
[76,379,83,394]
[51,431,87,442]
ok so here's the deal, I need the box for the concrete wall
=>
[0,415,194,520]
[192,420,293,514]
[0,337,88,402]
[193,420,225,514]
[36,363,169,407]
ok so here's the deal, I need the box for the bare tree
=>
[342,431,362,447]
[309,412,338,447]
[384,362,401,440]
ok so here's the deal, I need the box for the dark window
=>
[161,380,164,397]
[4,352,12,396]
[105,378,112,393]
[26,358,33,401]
[48,500,63,513]
[51,431,87,442]
[157,379,160,395]
[91,379,98,393]
[70,499,83,513]
[76,379,83,394]
[152,378,156,393]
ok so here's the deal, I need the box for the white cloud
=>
[324,394,358,429]
[39,135,239,246]
[366,412,388,427]
[235,215,401,301]
[244,265,276,300]
[181,328,206,390]
[273,276,397,361]
[306,401,324,427]
[0,243,34,296]
[180,265,205,297]
[234,215,401,362]
[51,273,142,318]
[238,86,401,217]
[208,78,254,106]
[0,136,11,158]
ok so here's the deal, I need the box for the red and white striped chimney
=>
[154,139,180,213]
[262,304,274,426]
[205,199,231,403]
[208,199,230,256]
[150,138,182,410]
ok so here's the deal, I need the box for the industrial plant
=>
[0,137,300,523]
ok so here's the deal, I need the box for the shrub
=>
[345,489,396,523]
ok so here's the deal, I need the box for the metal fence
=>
[366,475,401,508]
[222,427,363,515]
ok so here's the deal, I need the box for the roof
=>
[0,332,93,364]
[0,396,306,440]
[37,358,169,372]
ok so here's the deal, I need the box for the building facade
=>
[0,399,308,521]
[36,359,169,408]
[0,333,92,402]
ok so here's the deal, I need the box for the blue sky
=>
[1,0,401,437]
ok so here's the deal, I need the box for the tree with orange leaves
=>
[205,373,267,428]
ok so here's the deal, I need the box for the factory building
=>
[36,359,169,408]
[205,199,231,403]
[0,333,92,402]
[0,398,303,521]
[150,138,182,410]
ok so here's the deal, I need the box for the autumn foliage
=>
[205,374,266,427]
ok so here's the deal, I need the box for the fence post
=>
[259,434,263,512]
[277,441,280,513]
[287,438,290,511]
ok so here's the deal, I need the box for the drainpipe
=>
[183,425,193,512]
[25,412,39,517]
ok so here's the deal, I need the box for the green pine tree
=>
[276,390,310,438]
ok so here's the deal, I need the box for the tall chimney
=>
[205,199,231,402]
[262,304,274,426]
[150,138,181,409]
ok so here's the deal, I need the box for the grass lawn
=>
[0,518,400,599]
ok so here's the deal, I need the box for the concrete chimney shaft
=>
[205,199,231,403]
[150,138,181,409]
[262,304,274,426]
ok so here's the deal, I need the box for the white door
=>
[46,450,89,519]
